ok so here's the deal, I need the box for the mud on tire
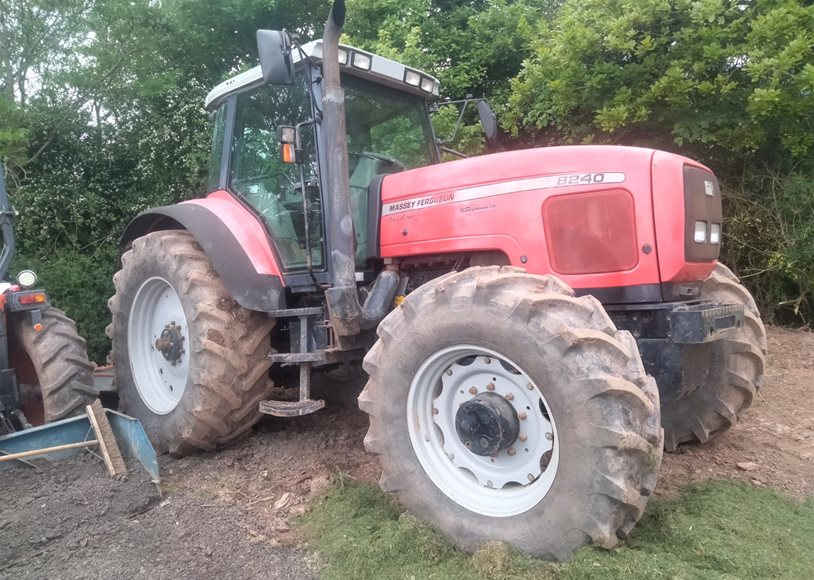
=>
[10,307,98,424]
[662,263,767,451]
[359,266,663,560]
[108,230,274,456]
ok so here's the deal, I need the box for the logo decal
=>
[382,172,626,216]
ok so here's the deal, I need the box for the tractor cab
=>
[204,41,440,278]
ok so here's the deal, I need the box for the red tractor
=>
[108,1,766,559]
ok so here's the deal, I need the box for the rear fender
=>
[120,192,284,312]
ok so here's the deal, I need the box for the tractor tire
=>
[360,266,663,560]
[661,263,767,451]
[10,307,97,425]
[108,230,275,456]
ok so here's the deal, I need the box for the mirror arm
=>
[439,144,469,159]
[438,143,469,159]
[439,99,472,145]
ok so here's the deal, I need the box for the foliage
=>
[506,0,814,159]
[300,480,814,579]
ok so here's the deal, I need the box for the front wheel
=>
[360,267,663,559]
[108,230,275,455]
[661,263,767,451]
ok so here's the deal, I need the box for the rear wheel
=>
[108,230,275,455]
[661,263,767,451]
[10,307,97,425]
[360,267,662,559]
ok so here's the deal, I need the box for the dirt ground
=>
[1,327,811,578]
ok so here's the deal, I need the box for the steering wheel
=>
[350,151,407,172]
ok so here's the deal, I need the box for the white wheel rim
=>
[407,345,560,517]
[128,277,189,415]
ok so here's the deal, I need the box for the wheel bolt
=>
[505,392,514,401]
[526,383,533,391]
[545,432,553,441]
[527,473,535,482]
[507,447,516,456]
[519,433,527,442]
[469,386,478,395]
[484,357,491,364]
[518,411,527,420]
[464,441,472,448]
[486,382,495,391]
[446,369,453,376]
[486,481,493,488]
[432,408,439,415]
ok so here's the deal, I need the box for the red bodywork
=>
[380,145,717,291]
[184,190,282,278]
[187,146,717,296]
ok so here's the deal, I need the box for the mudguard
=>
[120,195,285,312]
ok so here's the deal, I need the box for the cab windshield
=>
[227,69,435,272]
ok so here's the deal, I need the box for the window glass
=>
[207,105,226,192]
[342,74,435,265]
[230,78,323,271]
[343,75,435,171]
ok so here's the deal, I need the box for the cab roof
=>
[204,40,440,111]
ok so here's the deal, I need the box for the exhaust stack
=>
[322,0,399,336]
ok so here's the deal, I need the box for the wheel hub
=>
[155,322,185,366]
[455,392,519,456]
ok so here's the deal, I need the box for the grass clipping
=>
[300,480,814,579]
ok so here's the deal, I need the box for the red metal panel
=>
[184,190,282,278]
[380,145,661,291]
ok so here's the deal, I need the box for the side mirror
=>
[476,100,500,150]
[257,29,294,85]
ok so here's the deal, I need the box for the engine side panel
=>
[379,146,661,293]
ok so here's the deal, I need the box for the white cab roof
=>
[204,40,440,110]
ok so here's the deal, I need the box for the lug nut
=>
[545,432,553,441]
[486,382,495,391]
[484,357,491,364]
[432,408,439,415]
[519,433,527,442]
[527,473,535,482]
[446,369,453,376]
[505,393,514,401]
[469,386,478,395]
[518,411,527,420]
[486,481,493,488]
[526,383,534,391]
[507,447,517,456]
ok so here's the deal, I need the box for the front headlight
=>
[693,221,707,243]
[709,223,721,244]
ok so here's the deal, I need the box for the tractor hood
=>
[380,145,659,217]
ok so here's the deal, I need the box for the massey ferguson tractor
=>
[0,162,97,434]
[108,1,767,559]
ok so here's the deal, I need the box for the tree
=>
[506,0,814,165]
